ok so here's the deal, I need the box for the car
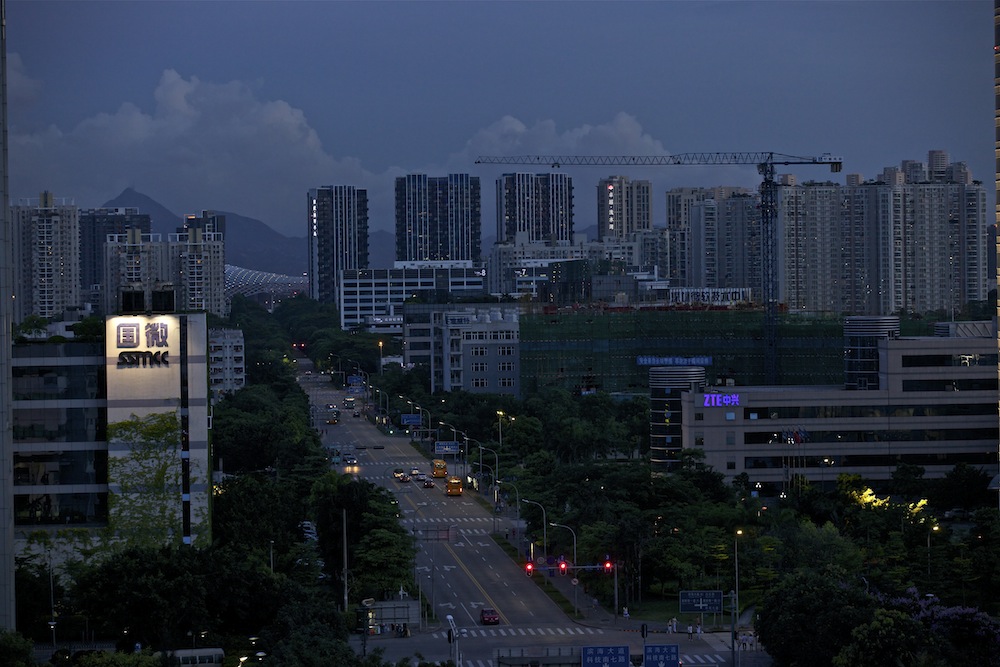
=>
[414,472,427,481]
[393,468,405,479]
[344,455,358,465]
[398,474,411,483]
[480,608,499,625]
[326,403,336,410]
[353,410,361,417]
[326,417,339,424]
[422,479,435,488]
[410,467,420,476]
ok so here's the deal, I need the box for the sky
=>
[6,0,993,240]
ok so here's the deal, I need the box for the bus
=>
[167,648,225,667]
[431,459,448,478]
[445,476,463,496]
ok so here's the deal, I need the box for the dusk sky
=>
[7,0,992,240]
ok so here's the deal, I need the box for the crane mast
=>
[475,152,843,384]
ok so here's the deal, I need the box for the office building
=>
[403,303,520,395]
[597,176,652,241]
[650,317,998,484]
[395,174,481,262]
[208,327,246,403]
[337,266,485,330]
[1,18,15,628]
[308,185,369,307]
[12,191,81,323]
[496,173,574,245]
[12,313,212,557]
[78,207,151,314]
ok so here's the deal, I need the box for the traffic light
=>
[559,561,568,576]
[604,559,613,574]
[525,562,534,577]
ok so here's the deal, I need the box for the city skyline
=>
[5,1,990,240]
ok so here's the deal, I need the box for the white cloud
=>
[9,69,759,239]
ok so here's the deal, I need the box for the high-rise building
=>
[12,191,81,322]
[308,185,369,306]
[169,215,227,316]
[79,207,151,314]
[1,5,15,629]
[597,176,651,241]
[395,174,481,262]
[496,173,574,245]
[103,214,228,318]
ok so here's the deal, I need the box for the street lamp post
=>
[498,480,521,532]
[733,529,743,666]
[927,524,940,577]
[550,522,578,616]
[522,499,547,564]
[497,411,514,449]
[378,341,383,375]
[479,445,500,502]
[440,422,466,478]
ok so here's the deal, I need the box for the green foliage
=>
[832,608,930,667]
[106,412,188,548]
[0,628,35,667]
[77,651,162,667]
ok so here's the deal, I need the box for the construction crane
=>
[475,152,844,384]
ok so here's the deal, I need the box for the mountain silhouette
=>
[101,188,398,274]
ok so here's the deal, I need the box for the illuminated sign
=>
[703,393,739,407]
[114,320,171,369]
[637,356,713,366]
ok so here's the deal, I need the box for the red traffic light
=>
[604,560,613,573]
[559,561,568,575]
[525,562,534,577]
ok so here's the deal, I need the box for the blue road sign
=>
[643,644,680,667]
[679,589,723,614]
[434,441,459,455]
[347,375,363,385]
[347,386,365,395]
[400,413,421,426]
[581,645,630,666]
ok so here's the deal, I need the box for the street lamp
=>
[733,529,743,666]
[378,341,383,375]
[497,410,514,449]
[521,499,547,563]
[927,524,940,577]
[479,444,500,501]
[440,422,466,477]
[498,480,520,531]
[549,522,578,615]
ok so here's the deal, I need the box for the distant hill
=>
[103,188,308,276]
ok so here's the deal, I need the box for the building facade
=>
[308,185,369,307]
[651,318,999,486]
[338,266,486,330]
[496,173,574,245]
[597,176,652,241]
[12,192,81,323]
[395,174,481,263]
[78,207,151,314]
[208,327,246,403]
[402,303,520,396]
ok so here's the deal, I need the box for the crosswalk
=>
[448,651,729,667]
[431,625,606,640]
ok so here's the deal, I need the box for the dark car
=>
[398,474,411,483]
[353,410,361,417]
[422,479,435,488]
[480,608,499,625]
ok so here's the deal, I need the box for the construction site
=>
[518,304,934,395]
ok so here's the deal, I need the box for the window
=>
[498,361,514,372]
[472,362,487,372]
[471,346,488,357]
[472,378,488,388]
[498,346,514,356]
[499,378,514,388]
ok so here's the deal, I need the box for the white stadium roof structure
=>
[225,264,307,300]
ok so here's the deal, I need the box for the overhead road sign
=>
[679,589,723,613]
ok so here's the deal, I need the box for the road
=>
[299,370,748,666]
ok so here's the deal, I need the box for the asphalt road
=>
[300,370,757,666]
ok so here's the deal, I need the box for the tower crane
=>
[475,152,843,384]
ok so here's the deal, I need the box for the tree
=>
[106,412,192,548]
[756,567,875,667]
[832,608,929,667]
[0,628,35,667]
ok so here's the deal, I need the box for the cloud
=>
[9,68,759,239]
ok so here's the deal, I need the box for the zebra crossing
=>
[446,648,729,667]
[431,625,607,640]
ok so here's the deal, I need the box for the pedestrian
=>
[505,528,509,540]
[622,606,629,620]
[593,596,599,610]
[671,617,678,633]
[687,624,693,640]
[696,622,702,637]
